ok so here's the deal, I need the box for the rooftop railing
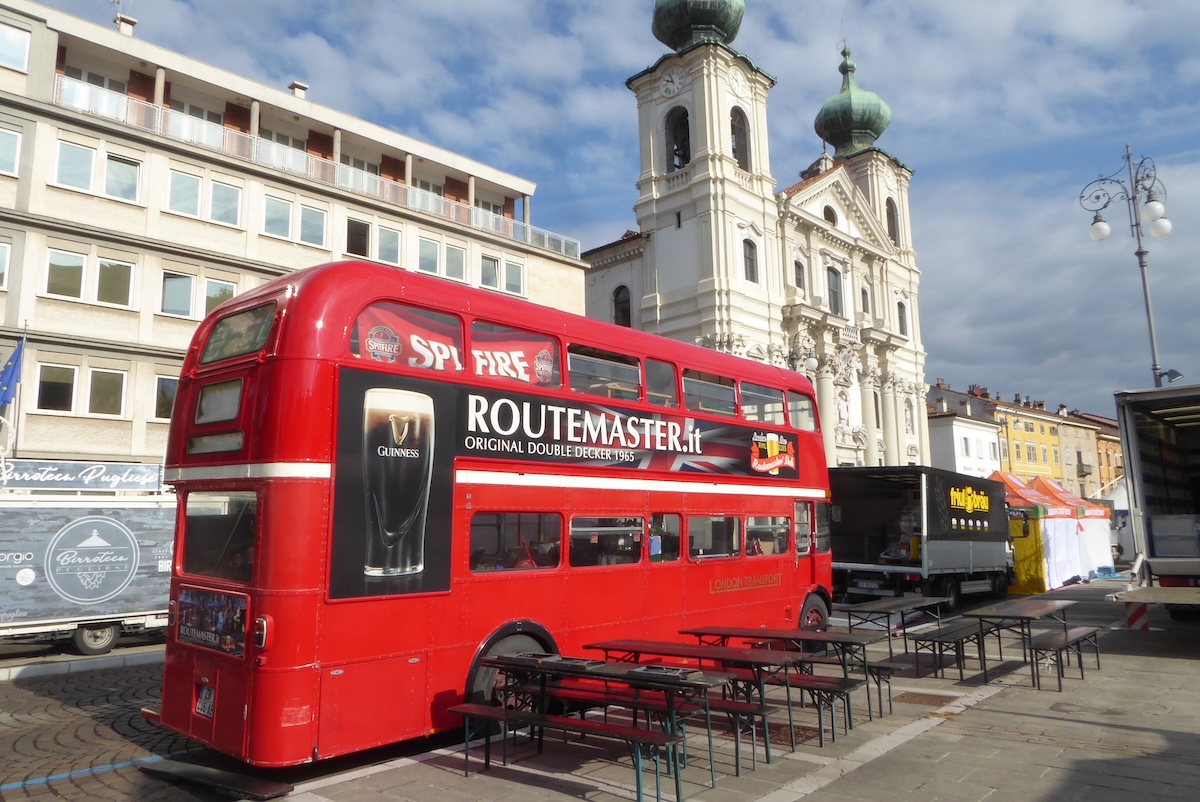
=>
[53,76,580,260]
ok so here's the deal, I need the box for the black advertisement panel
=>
[329,369,801,599]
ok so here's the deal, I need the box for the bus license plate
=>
[855,580,882,590]
[196,685,215,717]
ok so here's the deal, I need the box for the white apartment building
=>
[0,1,584,470]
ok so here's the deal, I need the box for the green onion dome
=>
[652,0,744,51]
[813,46,892,158]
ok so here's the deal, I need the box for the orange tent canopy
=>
[987,471,1074,517]
[1028,476,1110,519]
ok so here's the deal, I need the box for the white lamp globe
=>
[1149,217,1172,238]
[1089,218,1111,241]
[1141,199,1165,221]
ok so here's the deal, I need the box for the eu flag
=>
[0,337,25,409]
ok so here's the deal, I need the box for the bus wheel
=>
[71,624,120,656]
[466,634,544,707]
[799,595,829,630]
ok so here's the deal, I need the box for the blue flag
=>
[0,336,25,409]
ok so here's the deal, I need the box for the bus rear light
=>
[254,615,270,649]
[187,431,244,454]
[167,599,176,627]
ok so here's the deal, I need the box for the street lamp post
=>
[1079,145,1179,387]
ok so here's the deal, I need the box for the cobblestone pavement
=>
[0,661,219,801]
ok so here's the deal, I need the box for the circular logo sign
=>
[44,516,140,605]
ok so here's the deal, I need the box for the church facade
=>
[584,0,928,467]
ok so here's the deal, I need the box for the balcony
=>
[52,76,580,260]
[1077,463,1094,477]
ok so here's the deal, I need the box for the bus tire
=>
[799,595,829,630]
[466,634,544,707]
[71,624,120,656]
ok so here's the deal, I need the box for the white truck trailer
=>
[0,497,174,654]
[1114,384,1200,619]
[829,466,1010,611]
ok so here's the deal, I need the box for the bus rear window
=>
[200,303,276,364]
[182,491,257,582]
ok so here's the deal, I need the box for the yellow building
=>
[994,396,1061,483]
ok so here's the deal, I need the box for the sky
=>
[42,0,1200,417]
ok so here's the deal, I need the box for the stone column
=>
[816,364,837,466]
[860,366,880,466]
[881,372,899,465]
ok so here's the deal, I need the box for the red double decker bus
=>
[158,259,832,766]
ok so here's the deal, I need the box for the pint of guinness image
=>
[362,388,434,576]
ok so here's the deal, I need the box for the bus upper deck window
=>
[471,321,560,387]
[353,302,464,372]
[788,391,817,431]
[567,346,639,400]
[742,382,786,425]
[200,303,276,364]
[645,359,677,407]
[683,370,736,417]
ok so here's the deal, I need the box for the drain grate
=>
[893,691,960,706]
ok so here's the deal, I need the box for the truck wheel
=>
[990,572,1009,599]
[939,579,960,614]
[799,595,829,630]
[466,634,544,706]
[71,624,120,656]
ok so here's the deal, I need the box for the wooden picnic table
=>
[677,625,887,679]
[481,652,731,797]
[961,598,1077,685]
[832,595,950,657]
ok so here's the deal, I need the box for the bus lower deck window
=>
[469,512,561,571]
[569,517,643,567]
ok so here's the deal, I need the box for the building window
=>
[205,279,235,316]
[1049,426,1058,436]
[0,241,9,288]
[666,107,691,171]
[419,238,439,274]
[1024,422,1035,432]
[446,245,466,281]
[37,364,75,412]
[823,205,838,225]
[1026,443,1037,462]
[897,302,908,336]
[161,272,193,316]
[793,259,804,291]
[168,170,202,216]
[210,182,241,226]
[961,436,970,457]
[826,267,843,317]
[97,258,133,306]
[104,155,139,201]
[379,227,400,264]
[56,141,94,190]
[860,285,870,318]
[0,22,31,72]
[46,250,85,299]
[886,197,900,245]
[743,239,758,283]
[299,206,326,247]
[155,376,178,420]
[264,196,292,238]
[1014,439,1022,462]
[346,219,370,257]
[1000,439,1008,462]
[0,128,19,175]
[1042,445,1049,465]
[504,261,523,294]
[990,441,998,460]
[481,255,499,288]
[731,107,750,170]
[88,369,125,416]
[613,285,631,327]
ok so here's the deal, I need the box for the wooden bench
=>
[514,679,779,775]
[447,702,683,802]
[909,622,1000,680]
[746,645,901,720]
[1028,627,1101,691]
[733,670,868,747]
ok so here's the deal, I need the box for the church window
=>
[613,285,631,327]
[666,107,691,172]
[886,198,900,245]
[793,259,804,291]
[826,266,843,317]
[860,285,871,318]
[731,107,750,170]
[897,301,908,336]
[743,239,758,283]
[823,205,838,225]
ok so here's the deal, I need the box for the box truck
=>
[0,497,174,654]
[1114,384,1200,619]
[829,466,1010,611]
